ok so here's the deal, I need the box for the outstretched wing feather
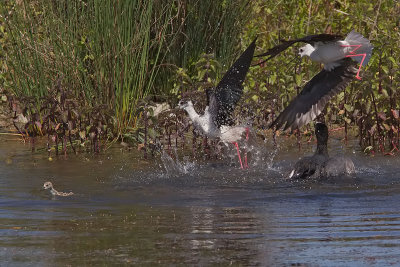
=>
[255,33,343,63]
[270,58,357,131]
[212,37,257,128]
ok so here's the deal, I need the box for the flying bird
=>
[257,30,373,80]
[179,38,257,169]
[257,31,373,131]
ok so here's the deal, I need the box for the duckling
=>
[43,181,74,196]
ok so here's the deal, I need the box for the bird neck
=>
[50,188,59,196]
[302,44,315,57]
[315,142,328,156]
[183,103,200,122]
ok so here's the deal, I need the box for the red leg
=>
[244,128,250,168]
[391,140,399,152]
[245,127,250,141]
[340,44,362,54]
[345,53,366,80]
[233,142,243,169]
[244,153,248,169]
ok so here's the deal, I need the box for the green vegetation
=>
[244,0,400,154]
[0,0,247,153]
[0,0,399,155]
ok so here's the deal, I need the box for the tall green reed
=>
[4,0,248,138]
[153,0,250,96]
[5,0,174,135]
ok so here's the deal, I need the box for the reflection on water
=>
[1,137,400,265]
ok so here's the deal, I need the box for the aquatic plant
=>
[2,0,247,136]
[1,0,399,158]
[7,77,114,155]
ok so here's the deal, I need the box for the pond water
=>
[1,136,400,266]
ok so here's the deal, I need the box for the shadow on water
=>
[1,136,400,265]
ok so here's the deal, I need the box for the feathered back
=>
[255,33,342,64]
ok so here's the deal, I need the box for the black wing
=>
[290,157,318,179]
[255,33,343,63]
[270,58,357,131]
[209,37,257,128]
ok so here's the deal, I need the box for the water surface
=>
[1,137,400,266]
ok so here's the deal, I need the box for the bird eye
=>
[300,49,303,53]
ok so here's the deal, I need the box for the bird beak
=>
[177,100,184,109]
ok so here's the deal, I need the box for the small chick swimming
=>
[43,181,74,196]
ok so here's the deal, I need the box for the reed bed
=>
[0,0,399,157]
[1,0,248,154]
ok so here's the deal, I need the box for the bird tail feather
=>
[344,30,373,67]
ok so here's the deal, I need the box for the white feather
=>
[344,30,373,67]
[181,101,247,143]
[299,30,373,71]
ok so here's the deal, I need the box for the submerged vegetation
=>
[0,0,399,157]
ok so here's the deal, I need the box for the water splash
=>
[230,133,279,170]
[160,149,197,178]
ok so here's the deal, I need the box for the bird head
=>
[178,99,193,110]
[43,181,53,190]
[298,44,314,57]
[315,122,328,144]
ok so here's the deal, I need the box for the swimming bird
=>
[179,38,257,169]
[43,181,74,196]
[289,122,355,179]
[257,30,373,80]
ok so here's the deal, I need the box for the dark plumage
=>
[259,31,372,131]
[256,33,343,64]
[207,37,257,128]
[289,122,355,179]
[271,58,357,131]
[179,38,257,169]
